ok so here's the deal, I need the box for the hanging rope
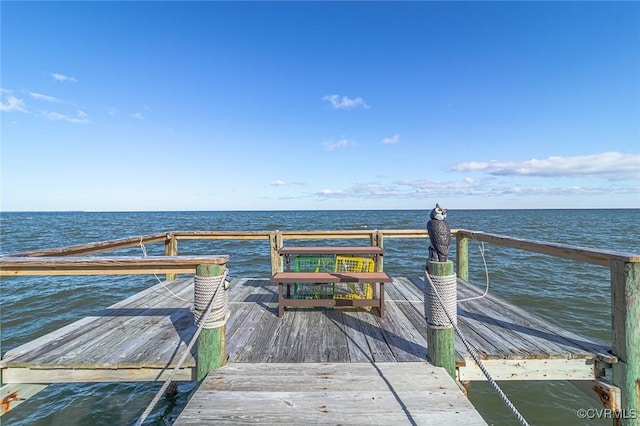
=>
[139,237,190,302]
[424,270,530,426]
[458,239,491,303]
[134,269,229,426]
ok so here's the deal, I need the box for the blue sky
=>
[1,1,639,211]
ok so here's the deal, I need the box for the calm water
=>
[1,209,639,425]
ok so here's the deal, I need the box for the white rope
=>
[424,270,530,426]
[134,269,229,426]
[139,237,190,302]
[424,273,457,328]
[193,275,229,329]
[458,239,490,303]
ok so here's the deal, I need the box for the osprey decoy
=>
[427,203,451,262]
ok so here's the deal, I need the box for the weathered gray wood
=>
[456,230,639,266]
[377,299,426,361]
[459,358,595,381]
[174,362,487,425]
[271,271,392,283]
[0,255,229,276]
[1,276,610,386]
[0,383,47,415]
[278,246,384,255]
[164,233,178,281]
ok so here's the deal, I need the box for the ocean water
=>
[1,209,639,425]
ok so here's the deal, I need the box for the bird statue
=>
[427,203,451,262]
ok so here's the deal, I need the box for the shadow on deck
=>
[1,276,610,384]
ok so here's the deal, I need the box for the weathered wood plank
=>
[0,255,229,276]
[2,366,194,384]
[335,309,377,362]
[456,278,606,359]
[1,276,610,387]
[456,230,639,266]
[174,362,487,425]
[353,309,398,362]
[271,271,392,283]
[377,299,426,361]
[0,383,47,415]
[278,246,384,255]
[2,278,196,368]
[458,358,595,381]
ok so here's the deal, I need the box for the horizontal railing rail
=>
[0,255,229,276]
[456,230,639,266]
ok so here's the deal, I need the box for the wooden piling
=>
[195,263,227,382]
[610,260,640,426]
[426,260,456,379]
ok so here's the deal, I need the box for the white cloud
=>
[271,180,305,187]
[131,112,145,120]
[30,92,65,103]
[52,73,77,83]
[322,94,370,109]
[313,177,639,200]
[382,134,400,145]
[43,110,90,124]
[452,152,640,180]
[324,138,357,151]
[0,92,28,113]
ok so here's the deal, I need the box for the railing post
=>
[270,231,283,276]
[425,260,456,379]
[165,234,178,281]
[195,262,228,382]
[370,230,384,271]
[610,260,640,426]
[456,232,469,281]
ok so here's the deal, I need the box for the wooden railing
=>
[1,228,638,424]
[0,255,228,276]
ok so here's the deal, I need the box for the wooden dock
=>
[173,362,486,425]
[1,276,610,382]
[1,274,612,422]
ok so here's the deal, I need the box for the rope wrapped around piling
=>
[424,271,457,329]
[193,274,228,329]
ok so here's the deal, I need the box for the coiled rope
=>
[424,270,530,426]
[134,269,229,426]
[424,273,457,328]
[193,274,229,329]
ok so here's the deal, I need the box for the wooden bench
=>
[271,271,393,317]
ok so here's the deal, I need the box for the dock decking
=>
[1,275,609,384]
[173,362,487,425]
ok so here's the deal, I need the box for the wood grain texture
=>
[1,276,610,385]
[0,255,229,276]
[174,362,488,425]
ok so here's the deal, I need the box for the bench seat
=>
[271,272,392,284]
